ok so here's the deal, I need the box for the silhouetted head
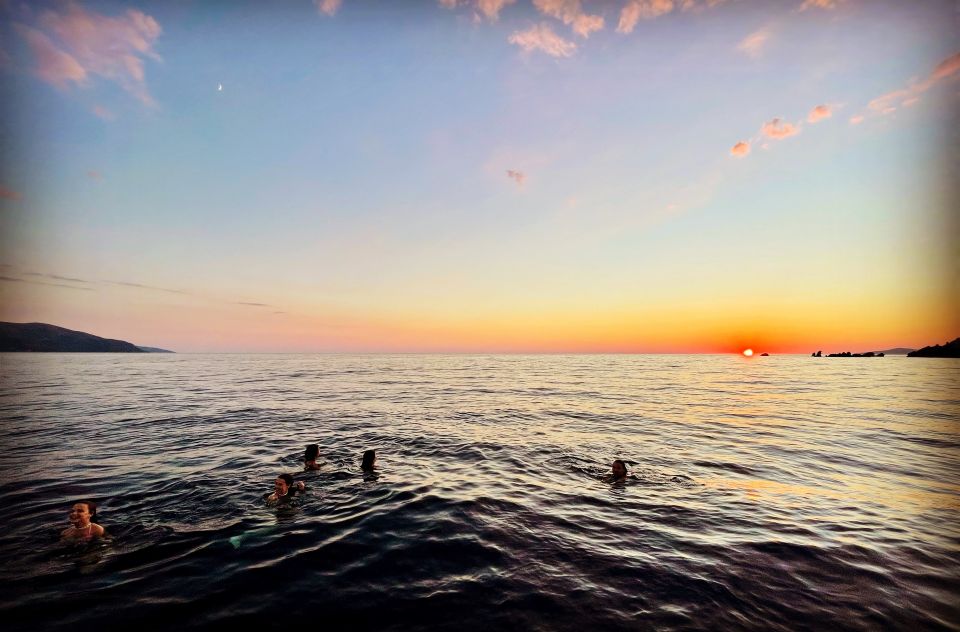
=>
[69,500,97,527]
[361,450,376,471]
[611,460,628,480]
[304,444,320,463]
[275,473,295,496]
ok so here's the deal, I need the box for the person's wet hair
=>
[79,500,97,521]
[278,473,294,487]
[361,450,376,471]
[304,444,320,462]
[613,460,627,473]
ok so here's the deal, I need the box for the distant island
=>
[907,338,960,358]
[872,347,916,355]
[0,322,173,353]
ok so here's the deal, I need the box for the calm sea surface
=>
[0,353,958,631]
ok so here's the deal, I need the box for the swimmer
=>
[61,501,105,541]
[304,444,322,471]
[603,459,628,483]
[361,449,376,472]
[267,473,306,503]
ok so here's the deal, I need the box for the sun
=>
[742,348,754,357]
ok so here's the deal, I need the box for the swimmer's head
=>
[69,500,96,526]
[361,449,376,471]
[275,473,294,496]
[611,460,628,480]
[304,444,320,463]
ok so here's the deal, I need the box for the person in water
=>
[267,473,306,503]
[61,501,105,541]
[304,444,322,471]
[361,449,376,472]
[603,459,628,483]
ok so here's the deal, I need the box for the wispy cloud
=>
[105,280,188,294]
[92,104,115,120]
[617,0,675,35]
[737,29,769,58]
[730,141,750,157]
[865,52,960,117]
[23,271,90,283]
[440,0,517,22]
[314,0,342,16]
[849,115,864,125]
[506,169,526,186]
[807,104,832,123]
[237,301,271,307]
[508,23,576,57]
[533,0,604,38]
[0,275,95,291]
[15,1,162,106]
[799,0,837,10]
[761,117,800,139]
[0,186,22,201]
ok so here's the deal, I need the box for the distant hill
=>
[907,338,960,358]
[871,348,916,355]
[137,346,175,353]
[0,322,144,352]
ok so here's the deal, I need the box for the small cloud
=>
[314,0,342,16]
[730,141,750,157]
[737,29,769,58]
[761,117,800,139]
[533,0,604,38]
[1,185,22,200]
[799,0,837,9]
[902,97,920,107]
[807,104,831,123]
[14,2,162,106]
[1,275,94,291]
[440,0,516,21]
[237,301,270,307]
[617,0,675,34]
[508,23,576,57]
[273,311,287,315]
[92,104,115,120]
[106,280,187,294]
[865,53,960,118]
[87,170,102,179]
[849,115,864,125]
[506,169,526,186]
[23,271,89,283]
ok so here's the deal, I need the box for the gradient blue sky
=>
[1,0,957,352]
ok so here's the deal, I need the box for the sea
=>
[0,353,957,631]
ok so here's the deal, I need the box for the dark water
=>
[1,353,958,631]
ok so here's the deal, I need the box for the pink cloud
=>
[730,141,750,157]
[930,52,960,83]
[17,1,162,105]
[849,115,864,125]
[799,0,837,9]
[533,0,604,38]
[506,169,526,186]
[314,0,342,16]
[807,104,831,123]
[902,97,920,107]
[508,23,576,57]
[737,29,769,58]
[15,24,87,88]
[0,186,23,201]
[761,118,800,139]
[863,53,960,117]
[440,0,516,21]
[92,104,115,120]
[87,170,102,180]
[617,0,674,34]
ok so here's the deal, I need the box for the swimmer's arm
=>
[266,492,278,502]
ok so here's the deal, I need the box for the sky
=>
[0,0,957,353]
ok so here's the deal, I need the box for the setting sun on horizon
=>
[0,0,956,353]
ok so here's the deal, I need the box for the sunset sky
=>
[0,0,957,353]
